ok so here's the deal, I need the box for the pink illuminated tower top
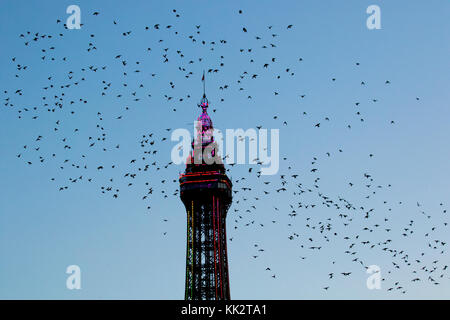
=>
[195,94,214,146]
[185,73,224,171]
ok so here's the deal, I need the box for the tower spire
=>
[202,70,206,98]
[199,71,209,111]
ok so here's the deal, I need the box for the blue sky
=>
[0,0,449,299]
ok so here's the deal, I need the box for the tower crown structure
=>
[195,94,214,146]
[179,86,232,300]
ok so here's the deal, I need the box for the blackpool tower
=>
[179,88,233,300]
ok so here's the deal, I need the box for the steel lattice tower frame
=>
[179,93,232,300]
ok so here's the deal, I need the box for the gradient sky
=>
[1,0,449,299]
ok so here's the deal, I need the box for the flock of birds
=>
[2,7,448,297]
